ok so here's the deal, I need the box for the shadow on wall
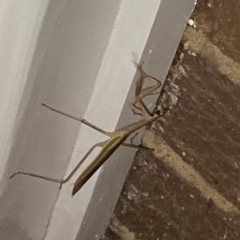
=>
[0,220,32,240]
[0,184,32,240]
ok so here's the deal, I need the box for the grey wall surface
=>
[0,0,121,239]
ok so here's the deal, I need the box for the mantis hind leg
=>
[9,142,105,185]
[9,138,149,187]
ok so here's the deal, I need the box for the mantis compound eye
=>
[153,109,161,116]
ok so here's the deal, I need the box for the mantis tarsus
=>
[10,63,163,196]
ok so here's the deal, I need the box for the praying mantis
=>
[10,62,164,196]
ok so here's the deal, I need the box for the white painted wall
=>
[0,0,196,239]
